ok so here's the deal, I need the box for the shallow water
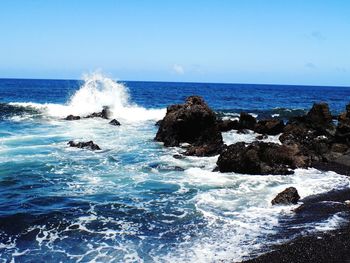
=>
[0,74,350,262]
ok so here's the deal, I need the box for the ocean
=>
[0,73,350,262]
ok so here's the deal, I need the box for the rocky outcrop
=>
[85,106,110,119]
[255,119,285,135]
[64,115,81,120]
[271,187,300,205]
[155,96,223,156]
[335,103,350,145]
[239,112,257,130]
[109,119,121,126]
[68,141,101,150]
[216,142,307,175]
[218,119,239,132]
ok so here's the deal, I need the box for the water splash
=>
[10,73,166,122]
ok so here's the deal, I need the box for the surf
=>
[10,73,166,122]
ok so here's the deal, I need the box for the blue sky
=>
[0,1,349,86]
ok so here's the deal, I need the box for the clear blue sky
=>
[0,0,349,86]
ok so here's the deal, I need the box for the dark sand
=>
[241,188,350,263]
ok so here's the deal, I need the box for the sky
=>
[0,0,349,86]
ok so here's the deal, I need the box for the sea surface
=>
[0,74,350,262]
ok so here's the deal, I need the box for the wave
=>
[10,73,166,122]
[0,103,41,120]
[217,107,307,120]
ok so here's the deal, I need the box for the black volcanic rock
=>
[85,106,111,119]
[239,112,257,130]
[255,119,285,135]
[109,119,121,126]
[216,142,307,175]
[68,141,101,150]
[64,115,81,120]
[271,187,300,205]
[218,119,240,132]
[155,96,223,156]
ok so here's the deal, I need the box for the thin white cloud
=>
[305,62,316,69]
[310,31,326,41]
[173,64,185,75]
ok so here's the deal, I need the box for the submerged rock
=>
[109,119,121,126]
[68,141,101,150]
[155,96,223,156]
[64,115,81,120]
[216,141,307,175]
[271,187,300,205]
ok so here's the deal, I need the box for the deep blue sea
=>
[0,74,350,262]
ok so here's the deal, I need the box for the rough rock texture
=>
[239,112,257,130]
[279,103,339,165]
[85,106,111,119]
[109,119,121,126]
[64,115,81,120]
[254,119,285,135]
[68,141,101,150]
[216,142,307,175]
[218,119,240,132]
[155,96,223,156]
[335,103,350,145]
[271,187,300,205]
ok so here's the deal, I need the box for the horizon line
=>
[0,77,349,89]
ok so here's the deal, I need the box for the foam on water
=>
[10,73,166,122]
[1,77,350,262]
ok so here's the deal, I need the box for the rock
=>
[173,154,185,159]
[64,115,81,120]
[239,112,257,130]
[218,119,239,132]
[306,103,332,128]
[237,129,250,134]
[68,141,101,150]
[256,134,268,140]
[254,119,285,135]
[155,120,162,126]
[216,142,307,175]
[109,119,121,126]
[155,96,223,156]
[271,187,300,205]
[85,106,111,119]
[335,103,350,145]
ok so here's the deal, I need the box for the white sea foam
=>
[10,73,166,122]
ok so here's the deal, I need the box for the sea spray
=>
[10,73,166,122]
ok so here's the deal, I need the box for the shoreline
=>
[241,188,350,263]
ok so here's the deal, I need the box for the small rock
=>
[256,134,268,140]
[68,141,101,150]
[109,119,121,126]
[64,115,81,120]
[272,187,300,205]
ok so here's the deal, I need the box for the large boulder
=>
[271,187,300,205]
[217,119,240,132]
[239,112,257,130]
[68,141,101,150]
[216,142,307,175]
[155,96,223,156]
[254,119,285,135]
[335,103,350,145]
[306,102,332,128]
